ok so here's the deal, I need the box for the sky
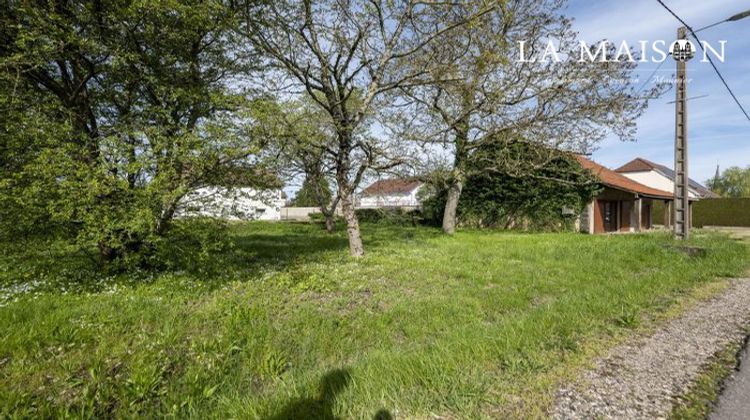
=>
[567,0,750,184]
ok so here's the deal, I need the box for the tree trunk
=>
[340,194,364,257]
[155,199,179,235]
[442,125,469,235]
[324,213,335,233]
[442,176,464,234]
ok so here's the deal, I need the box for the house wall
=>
[581,187,658,234]
[358,185,422,208]
[176,187,285,221]
[280,207,320,221]
[621,170,700,198]
[280,207,343,221]
[579,202,594,233]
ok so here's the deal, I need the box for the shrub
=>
[149,218,235,275]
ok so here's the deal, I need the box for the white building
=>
[357,179,424,208]
[177,187,285,221]
[615,158,718,199]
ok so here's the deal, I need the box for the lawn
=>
[0,222,748,418]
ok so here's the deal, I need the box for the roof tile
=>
[361,179,423,196]
[577,156,674,199]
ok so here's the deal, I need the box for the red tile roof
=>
[361,179,422,196]
[576,156,674,199]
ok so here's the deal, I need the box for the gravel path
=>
[553,278,750,419]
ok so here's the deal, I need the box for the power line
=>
[636,58,667,94]
[655,0,691,28]
[655,0,750,122]
[696,50,750,121]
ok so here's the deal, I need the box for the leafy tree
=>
[251,98,341,232]
[1,0,270,266]
[707,166,750,197]
[400,0,665,234]
[421,140,601,230]
[0,74,66,239]
[279,101,339,234]
[294,177,332,207]
[239,0,496,257]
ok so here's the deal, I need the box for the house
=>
[615,157,719,199]
[177,187,286,221]
[358,179,423,209]
[576,156,682,234]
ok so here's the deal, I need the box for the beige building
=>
[577,156,679,234]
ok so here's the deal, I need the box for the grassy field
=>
[0,222,748,418]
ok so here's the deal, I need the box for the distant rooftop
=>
[576,156,674,200]
[615,158,719,198]
[361,179,422,196]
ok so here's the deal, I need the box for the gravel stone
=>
[553,278,750,419]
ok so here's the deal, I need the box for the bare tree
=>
[238,0,496,257]
[400,0,666,234]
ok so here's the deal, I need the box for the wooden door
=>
[594,200,619,233]
[641,203,651,230]
[620,201,632,232]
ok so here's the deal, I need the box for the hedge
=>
[692,198,750,227]
[652,198,750,228]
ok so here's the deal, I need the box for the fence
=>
[279,207,320,221]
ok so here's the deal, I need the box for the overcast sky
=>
[567,0,750,183]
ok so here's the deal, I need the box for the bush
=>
[149,218,235,275]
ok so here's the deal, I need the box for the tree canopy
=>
[1,0,668,268]
[1,0,271,266]
[708,166,750,198]
[293,176,333,208]
[399,0,665,234]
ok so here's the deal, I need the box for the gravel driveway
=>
[553,278,750,419]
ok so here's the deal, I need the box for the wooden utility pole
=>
[673,27,690,240]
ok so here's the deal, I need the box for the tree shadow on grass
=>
[266,368,350,420]
[266,368,393,420]
[231,222,441,268]
[0,221,443,297]
[233,232,349,267]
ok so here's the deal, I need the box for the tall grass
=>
[0,223,747,418]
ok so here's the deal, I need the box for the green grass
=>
[0,223,748,418]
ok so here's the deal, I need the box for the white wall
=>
[621,170,700,199]
[357,185,422,208]
[177,187,285,221]
[280,207,343,221]
[280,207,319,220]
